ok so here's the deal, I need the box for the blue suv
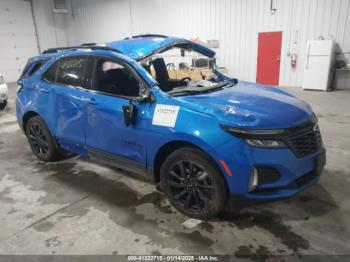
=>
[16,34,325,218]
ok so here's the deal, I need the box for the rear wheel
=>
[160,147,228,219]
[25,116,62,162]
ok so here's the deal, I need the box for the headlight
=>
[245,138,286,148]
[0,75,5,85]
[221,125,287,148]
[221,125,284,136]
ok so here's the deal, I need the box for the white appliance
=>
[303,39,335,91]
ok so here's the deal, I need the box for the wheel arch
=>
[22,110,55,137]
[152,140,229,193]
[22,111,40,132]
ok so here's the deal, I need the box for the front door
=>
[256,31,282,86]
[85,56,149,174]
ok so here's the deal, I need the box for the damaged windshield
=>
[139,46,236,96]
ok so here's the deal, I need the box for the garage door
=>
[0,0,39,83]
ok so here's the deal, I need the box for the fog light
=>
[249,167,259,192]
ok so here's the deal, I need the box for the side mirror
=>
[123,100,138,126]
[134,90,155,103]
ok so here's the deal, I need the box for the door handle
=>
[36,85,50,93]
[81,97,98,105]
[277,55,280,61]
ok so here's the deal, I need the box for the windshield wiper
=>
[168,81,230,96]
[168,90,202,96]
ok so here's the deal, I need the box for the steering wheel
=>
[179,77,191,84]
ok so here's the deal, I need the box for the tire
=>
[160,147,228,219]
[25,116,62,162]
[0,100,7,110]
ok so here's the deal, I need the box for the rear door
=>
[43,55,92,155]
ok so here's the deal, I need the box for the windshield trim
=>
[137,40,216,62]
[168,81,233,97]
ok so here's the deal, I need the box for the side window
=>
[27,60,48,77]
[93,57,141,97]
[42,61,59,83]
[21,59,48,79]
[21,61,33,78]
[56,56,88,88]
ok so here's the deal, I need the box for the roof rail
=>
[42,45,122,54]
[132,34,168,39]
[81,43,98,46]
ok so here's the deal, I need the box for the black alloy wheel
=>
[25,116,62,162]
[28,122,49,157]
[168,160,214,212]
[161,147,227,219]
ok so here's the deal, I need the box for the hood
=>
[177,81,312,129]
[106,35,215,61]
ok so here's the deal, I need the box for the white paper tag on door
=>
[152,104,180,128]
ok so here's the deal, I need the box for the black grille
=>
[222,117,323,158]
[287,122,322,157]
[256,167,281,184]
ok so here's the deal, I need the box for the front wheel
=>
[160,147,228,219]
[25,116,63,162]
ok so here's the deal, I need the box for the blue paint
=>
[16,35,325,205]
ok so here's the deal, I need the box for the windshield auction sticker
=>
[152,104,180,128]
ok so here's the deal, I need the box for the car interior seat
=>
[151,58,185,92]
[96,63,140,97]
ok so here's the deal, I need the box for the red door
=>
[256,32,282,86]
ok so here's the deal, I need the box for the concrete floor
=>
[0,83,349,256]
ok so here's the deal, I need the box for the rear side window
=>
[21,61,33,78]
[21,59,48,79]
[28,60,47,76]
[42,61,59,83]
[56,56,88,88]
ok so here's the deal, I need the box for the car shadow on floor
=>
[29,158,350,255]
[35,157,341,222]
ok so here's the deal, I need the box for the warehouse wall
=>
[31,0,69,51]
[0,0,39,82]
[34,0,350,89]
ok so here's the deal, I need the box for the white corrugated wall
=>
[34,0,350,89]
[31,0,69,51]
[0,0,39,82]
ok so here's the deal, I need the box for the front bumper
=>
[211,134,326,205]
[228,151,325,210]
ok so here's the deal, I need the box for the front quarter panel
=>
[145,89,237,183]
